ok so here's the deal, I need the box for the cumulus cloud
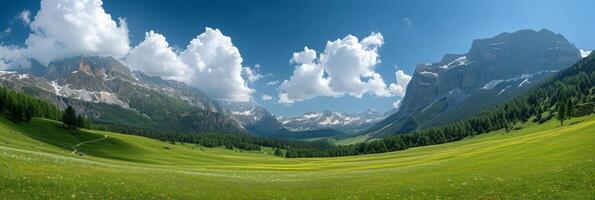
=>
[279,33,408,104]
[125,31,188,78]
[125,28,257,102]
[322,32,389,97]
[261,94,273,101]
[387,69,412,97]
[20,0,130,65]
[278,47,333,104]
[179,28,254,101]
[18,10,31,25]
[242,64,264,83]
[0,45,28,70]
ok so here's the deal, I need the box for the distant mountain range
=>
[278,110,388,134]
[364,29,583,138]
[217,101,285,136]
[0,55,376,139]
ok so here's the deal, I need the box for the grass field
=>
[0,115,594,199]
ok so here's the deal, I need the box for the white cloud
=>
[18,10,31,25]
[0,45,28,70]
[279,33,407,104]
[322,32,389,97]
[278,47,333,104]
[242,64,264,83]
[266,80,280,86]
[290,46,317,64]
[387,69,412,97]
[121,28,258,102]
[180,28,254,102]
[125,30,188,78]
[24,0,130,65]
[261,94,273,101]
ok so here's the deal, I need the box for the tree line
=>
[284,53,595,158]
[0,87,62,122]
[93,123,332,151]
[0,87,91,130]
[62,105,92,129]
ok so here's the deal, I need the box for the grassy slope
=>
[0,115,593,199]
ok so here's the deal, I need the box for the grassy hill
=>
[0,115,594,199]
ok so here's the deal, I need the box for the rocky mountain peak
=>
[43,55,131,81]
[280,109,387,134]
[365,29,582,137]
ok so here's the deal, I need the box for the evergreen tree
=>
[556,101,567,126]
[274,148,284,157]
[76,115,86,129]
[566,99,575,117]
[63,106,77,129]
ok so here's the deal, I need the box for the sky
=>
[0,0,594,117]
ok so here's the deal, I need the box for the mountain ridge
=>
[0,55,245,134]
[364,29,582,138]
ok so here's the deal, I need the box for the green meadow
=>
[0,115,593,199]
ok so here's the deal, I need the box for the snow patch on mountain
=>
[482,70,558,90]
[497,85,511,96]
[280,110,387,133]
[419,71,438,78]
[439,56,471,69]
[0,71,16,75]
[231,108,254,116]
[580,49,592,58]
[51,81,129,108]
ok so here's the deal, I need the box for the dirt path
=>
[71,134,108,155]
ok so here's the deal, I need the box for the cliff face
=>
[366,29,581,138]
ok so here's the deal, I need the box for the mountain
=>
[217,101,285,136]
[365,29,582,138]
[279,109,386,134]
[0,55,244,134]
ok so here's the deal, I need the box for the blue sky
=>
[1,0,594,116]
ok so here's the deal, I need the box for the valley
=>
[1,115,593,199]
[0,0,594,198]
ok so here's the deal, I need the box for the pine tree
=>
[274,148,284,157]
[566,99,575,118]
[76,115,86,128]
[62,106,77,129]
[556,101,567,126]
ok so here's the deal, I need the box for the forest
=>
[0,87,62,122]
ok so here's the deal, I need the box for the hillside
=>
[0,114,593,199]
[366,29,582,137]
[0,55,244,134]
